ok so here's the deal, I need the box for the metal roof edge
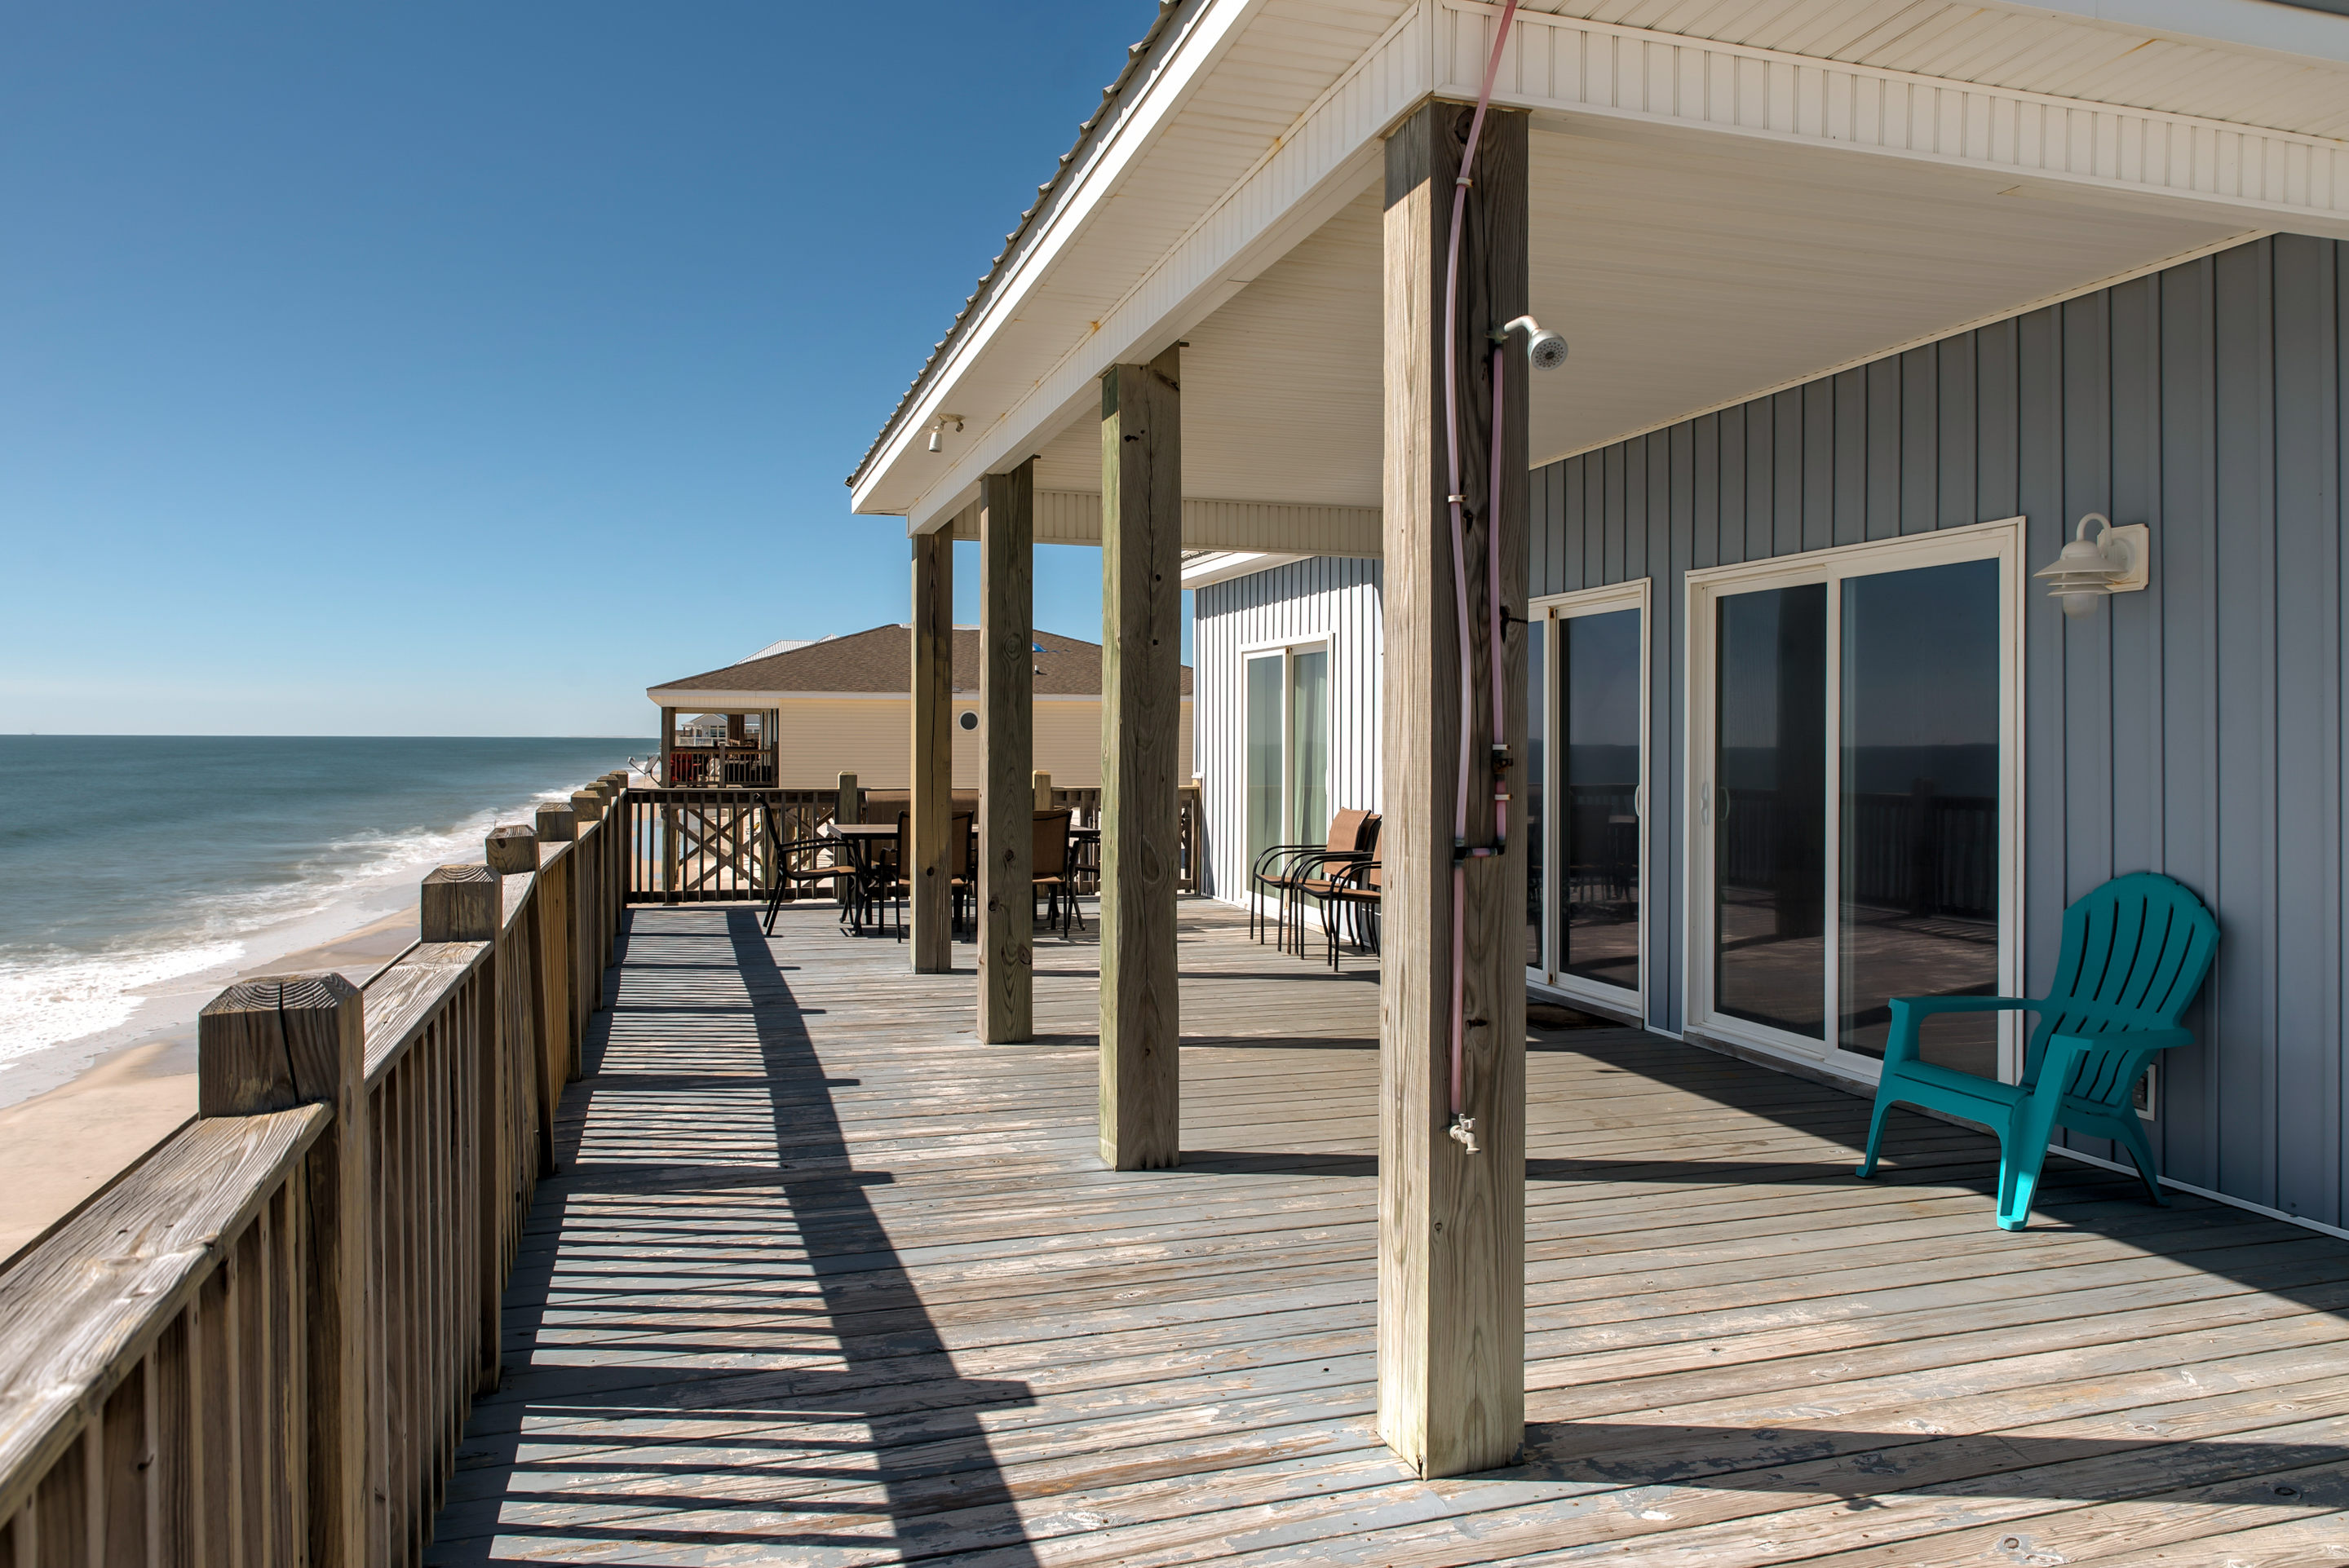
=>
[846,0,1203,495]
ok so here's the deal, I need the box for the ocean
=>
[0,735,644,1105]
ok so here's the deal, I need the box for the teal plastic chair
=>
[1855,872,2219,1230]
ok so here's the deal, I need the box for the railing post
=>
[836,771,860,827]
[571,790,608,1021]
[1033,770,1053,813]
[534,802,579,1086]
[197,973,368,1568]
[486,826,556,1179]
[421,865,504,1398]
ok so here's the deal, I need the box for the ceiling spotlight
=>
[1495,315,1568,370]
[925,414,966,455]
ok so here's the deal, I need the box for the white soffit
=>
[1520,121,2250,465]
[1516,0,2349,134]
[1006,130,2244,489]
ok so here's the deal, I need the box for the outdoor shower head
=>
[1496,316,1568,370]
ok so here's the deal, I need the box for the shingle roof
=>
[649,624,1192,699]
[846,0,1191,494]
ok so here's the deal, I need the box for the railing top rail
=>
[362,940,492,1089]
[0,1103,329,1525]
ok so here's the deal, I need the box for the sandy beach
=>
[0,903,427,1265]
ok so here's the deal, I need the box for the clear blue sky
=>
[0,2,1180,736]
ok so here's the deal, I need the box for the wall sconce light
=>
[2034,513,2149,618]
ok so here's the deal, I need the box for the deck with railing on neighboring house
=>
[7,777,2349,1568]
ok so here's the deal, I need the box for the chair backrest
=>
[1357,813,1382,855]
[1327,807,1369,855]
[2028,872,2220,1101]
[1033,809,1073,877]
[949,812,974,878]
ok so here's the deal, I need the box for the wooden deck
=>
[429,899,2349,1566]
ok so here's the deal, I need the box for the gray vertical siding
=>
[1192,558,1384,900]
[1535,235,2349,1228]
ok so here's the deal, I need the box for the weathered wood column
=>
[197,974,369,1567]
[978,460,1035,1041]
[1378,99,1530,1479]
[911,532,955,971]
[1099,346,1183,1169]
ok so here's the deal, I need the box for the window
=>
[1242,642,1331,878]
[1688,520,2022,1082]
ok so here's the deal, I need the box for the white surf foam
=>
[0,940,247,1069]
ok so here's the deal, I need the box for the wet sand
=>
[0,906,421,1266]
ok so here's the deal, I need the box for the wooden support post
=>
[533,803,579,1092]
[197,973,368,1568]
[837,771,860,827]
[979,460,1035,1042]
[486,826,556,1179]
[658,707,675,785]
[571,791,607,1019]
[420,866,506,1396]
[911,532,955,972]
[1377,99,1529,1480]
[1098,347,1183,1170]
[486,824,535,877]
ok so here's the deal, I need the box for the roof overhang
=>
[851,0,2349,541]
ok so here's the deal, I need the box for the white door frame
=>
[1528,579,1651,1016]
[1682,518,2026,1084]
[1240,634,1335,922]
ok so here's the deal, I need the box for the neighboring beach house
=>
[644,622,1193,790]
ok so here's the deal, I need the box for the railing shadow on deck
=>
[434,908,1040,1564]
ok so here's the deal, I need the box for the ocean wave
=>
[0,940,246,1067]
[0,782,591,1065]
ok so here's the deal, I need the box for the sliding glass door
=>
[1242,641,1331,883]
[1528,581,1648,1010]
[1689,522,2020,1081]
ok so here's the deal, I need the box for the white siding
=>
[1192,556,1384,902]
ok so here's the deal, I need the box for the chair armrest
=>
[1883,994,2033,1068]
[1251,841,1325,882]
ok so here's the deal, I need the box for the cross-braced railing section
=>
[622,786,845,903]
[0,772,633,1568]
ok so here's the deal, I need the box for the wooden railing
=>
[0,771,633,1567]
[622,783,1206,901]
[622,787,843,903]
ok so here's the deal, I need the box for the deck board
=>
[427,899,2349,1566]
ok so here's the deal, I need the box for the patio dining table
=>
[828,821,905,934]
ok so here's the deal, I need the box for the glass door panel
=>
[1244,654,1284,874]
[1524,616,1546,969]
[1562,609,1641,991]
[1289,648,1329,845]
[1838,559,2001,1072]
[1714,584,1828,1040]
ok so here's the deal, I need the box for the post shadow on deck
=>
[430,908,1039,1563]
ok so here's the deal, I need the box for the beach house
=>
[845,0,2349,1477]
[644,621,1193,790]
